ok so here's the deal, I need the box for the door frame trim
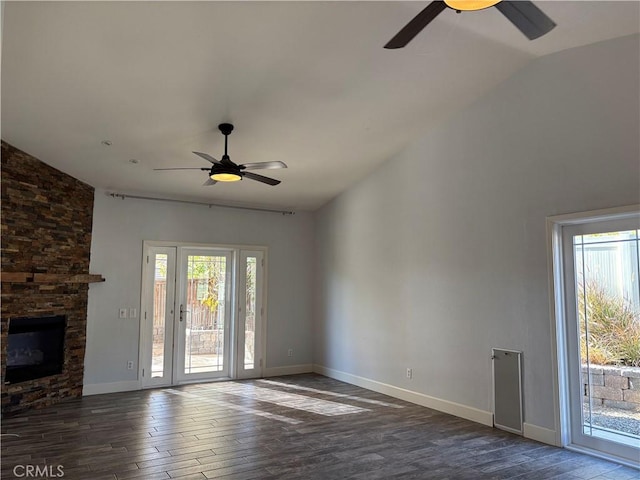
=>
[140,240,269,386]
[546,204,640,466]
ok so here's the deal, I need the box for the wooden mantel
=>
[1,273,105,284]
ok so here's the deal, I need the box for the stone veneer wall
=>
[582,365,640,411]
[1,141,95,415]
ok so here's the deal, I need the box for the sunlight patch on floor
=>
[164,389,303,425]
[257,379,404,408]
[211,383,370,416]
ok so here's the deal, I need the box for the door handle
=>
[179,304,185,322]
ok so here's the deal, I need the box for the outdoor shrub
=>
[578,280,640,367]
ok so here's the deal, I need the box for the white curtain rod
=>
[107,192,295,216]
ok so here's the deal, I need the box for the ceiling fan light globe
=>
[211,172,242,182]
[445,0,501,11]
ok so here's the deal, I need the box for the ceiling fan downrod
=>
[219,123,234,161]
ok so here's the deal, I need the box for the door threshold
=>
[176,376,233,386]
[565,444,640,470]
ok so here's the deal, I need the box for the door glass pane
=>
[573,229,640,445]
[244,257,257,370]
[185,255,227,374]
[152,254,167,378]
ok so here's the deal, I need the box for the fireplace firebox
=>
[5,315,66,384]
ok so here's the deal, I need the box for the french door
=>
[141,244,265,387]
[561,216,640,465]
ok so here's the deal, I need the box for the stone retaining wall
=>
[186,330,222,355]
[582,365,640,411]
[158,330,254,356]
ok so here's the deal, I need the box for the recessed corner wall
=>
[1,141,96,415]
[84,193,315,391]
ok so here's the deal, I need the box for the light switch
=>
[129,308,137,318]
[119,308,127,319]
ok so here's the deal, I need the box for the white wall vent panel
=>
[492,348,523,434]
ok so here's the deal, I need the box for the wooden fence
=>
[154,280,222,330]
[153,280,255,357]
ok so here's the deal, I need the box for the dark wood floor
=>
[1,374,637,480]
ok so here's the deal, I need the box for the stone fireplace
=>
[1,141,102,415]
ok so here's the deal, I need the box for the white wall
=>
[314,34,640,433]
[85,193,314,388]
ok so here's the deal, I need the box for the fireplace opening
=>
[5,315,66,384]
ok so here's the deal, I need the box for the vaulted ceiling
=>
[2,1,638,210]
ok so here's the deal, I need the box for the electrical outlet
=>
[127,361,134,370]
[129,308,137,318]
[287,348,293,357]
[406,368,413,379]
[119,308,127,319]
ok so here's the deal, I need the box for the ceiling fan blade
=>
[203,178,217,186]
[153,167,209,171]
[495,1,556,40]
[384,1,447,49]
[192,151,222,165]
[242,171,281,186]
[240,161,288,170]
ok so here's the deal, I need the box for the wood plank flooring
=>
[1,374,637,479]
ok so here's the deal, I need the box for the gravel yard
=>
[585,403,640,437]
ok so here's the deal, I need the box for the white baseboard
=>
[83,380,141,396]
[314,364,493,427]
[523,422,558,446]
[263,364,313,377]
[83,365,314,395]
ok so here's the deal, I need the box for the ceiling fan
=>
[385,0,556,49]
[154,123,287,186]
